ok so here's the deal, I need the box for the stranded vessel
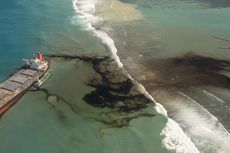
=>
[0,53,49,116]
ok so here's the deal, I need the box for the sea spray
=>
[72,0,123,67]
[176,91,230,153]
[72,0,199,152]
[161,119,199,153]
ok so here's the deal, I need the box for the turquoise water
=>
[0,0,104,81]
[0,58,170,153]
[141,1,230,59]
[0,0,170,153]
[104,0,230,153]
[0,0,230,153]
[110,0,230,60]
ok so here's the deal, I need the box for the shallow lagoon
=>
[97,0,230,153]
[0,55,170,153]
[1,0,230,153]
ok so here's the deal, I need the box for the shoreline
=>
[98,1,230,152]
[72,0,200,153]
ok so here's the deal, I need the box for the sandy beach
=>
[96,0,143,23]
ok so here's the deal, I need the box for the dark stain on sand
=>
[142,52,230,89]
[141,52,230,131]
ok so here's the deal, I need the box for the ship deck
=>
[0,68,45,108]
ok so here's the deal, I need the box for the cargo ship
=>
[0,53,50,116]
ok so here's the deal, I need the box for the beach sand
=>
[96,0,143,23]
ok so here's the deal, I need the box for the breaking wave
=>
[72,0,199,153]
[177,91,230,153]
[72,0,123,67]
[161,118,199,153]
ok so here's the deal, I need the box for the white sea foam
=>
[72,0,123,67]
[161,119,199,153]
[202,89,225,104]
[72,1,200,153]
[177,91,230,153]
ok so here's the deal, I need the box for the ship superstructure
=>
[0,53,49,116]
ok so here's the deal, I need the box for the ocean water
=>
[95,0,230,153]
[0,0,230,153]
[0,0,104,81]
[0,0,172,153]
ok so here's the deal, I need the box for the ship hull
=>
[0,92,24,117]
[0,59,49,117]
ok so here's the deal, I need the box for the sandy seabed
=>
[96,0,143,23]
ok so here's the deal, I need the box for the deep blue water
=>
[0,0,69,80]
[0,0,104,81]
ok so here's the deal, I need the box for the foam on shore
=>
[72,0,123,67]
[72,0,199,153]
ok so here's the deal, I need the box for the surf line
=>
[72,0,199,152]
[178,91,230,134]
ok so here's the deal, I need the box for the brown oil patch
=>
[46,53,152,112]
[96,112,155,129]
[141,52,230,89]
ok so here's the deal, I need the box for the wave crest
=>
[72,1,199,153]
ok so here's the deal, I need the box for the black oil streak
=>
[29,87,79,114]
[96,113,155,129]
[46,53,151,112]
[45,53,110,65]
